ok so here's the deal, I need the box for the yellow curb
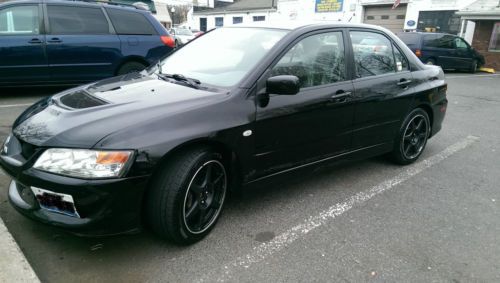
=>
[479,67,495,73]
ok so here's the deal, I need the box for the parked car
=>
[396,32,485,73]
[170,27,195,46]
[1,22,447,245]
[191,28,204,37]
[0,0,175,87]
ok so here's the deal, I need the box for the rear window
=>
[396,33,420,48]
[106,9,156,35]
[48,5,109,34]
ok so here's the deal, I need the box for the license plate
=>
[31,187,80,218]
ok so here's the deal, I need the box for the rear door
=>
[105,8,164,64]
[45,4,121,83]
[423,34,455,69]
[0,4,48,84]
[349,30,414,149]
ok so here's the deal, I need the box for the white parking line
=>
[446,73,500,79]
[0,103,33,109]
[199,135,480,283]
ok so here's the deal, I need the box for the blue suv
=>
[0,0,175,87]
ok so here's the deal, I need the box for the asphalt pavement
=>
[0,73,499,282]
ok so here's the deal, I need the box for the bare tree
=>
[167,4,191,26]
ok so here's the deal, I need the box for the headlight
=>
[33,148,133,179]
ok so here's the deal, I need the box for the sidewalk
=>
[0,216,40,283]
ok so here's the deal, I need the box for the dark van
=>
[0,0,175,87]
[396,32,484,73]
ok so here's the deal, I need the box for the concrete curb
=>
[0,216,40,283]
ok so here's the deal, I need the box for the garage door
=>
[363,4,407,34]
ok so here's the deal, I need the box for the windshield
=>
[175,28,193,36]
[159,27,288,87]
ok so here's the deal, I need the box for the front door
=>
[453,36,474,69]
[0,4,48,84]
[199,18,207,32]
[255,30,355,178]
[45,4,121,83]
[349,30,414,149]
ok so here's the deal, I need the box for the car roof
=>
[1,0,147,13]
[230,20,393,33]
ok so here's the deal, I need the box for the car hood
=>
[13,74,227,148]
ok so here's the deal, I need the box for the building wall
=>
[191,10,278,30]
[472,20,500,69]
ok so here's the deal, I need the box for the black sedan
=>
[0,22,448,244]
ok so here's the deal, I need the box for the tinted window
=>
[351,31,395,78]
[424,34,454,49]
[48,5,109,34]
[106,9,156,35]
[253,16,265,22]
[393,43,409,72]
[0,5,39,35]
[271,32,346,88]
[397,33,420,48]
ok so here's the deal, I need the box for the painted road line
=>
[446,73,500,79]
[0,103,33,109]
[0,217,40,283]
[199,135,479,283]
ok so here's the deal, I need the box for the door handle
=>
[397,79,412,88]
[47,38,62,43]
[28,38,43,44]
[330,90,352,103]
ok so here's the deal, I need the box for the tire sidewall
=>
[175,151,226,243]
[394,108,430,164]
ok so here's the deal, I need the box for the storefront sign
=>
[315,0,344,13]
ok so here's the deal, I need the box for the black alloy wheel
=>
[183,160,226,234]
[392,108,430,165]
[146,147,227,244]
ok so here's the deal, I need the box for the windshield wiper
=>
[157,72,201,89]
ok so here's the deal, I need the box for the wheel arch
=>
[115,56,150,75]
[415,103,434,136]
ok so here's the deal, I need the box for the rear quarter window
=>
[106,8,157,35]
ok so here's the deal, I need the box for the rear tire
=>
[117,61,147,75]
[145,147,227,245]
[426,58,436,65]
[391,108,430,165]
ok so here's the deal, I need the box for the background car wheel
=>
[117,61,147,75]
[391,108,430,165]
[175,39,179,48]
[426,58,436,65]
[469,59,478,73]
[146,147,227,245]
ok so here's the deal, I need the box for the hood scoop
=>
[59,90,109,109]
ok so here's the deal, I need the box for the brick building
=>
[458,0,500,69]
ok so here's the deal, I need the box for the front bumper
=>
[1,140,150,236]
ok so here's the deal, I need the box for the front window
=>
[0,5,39,35]
[489,22,500,52]
[158,27,288,87]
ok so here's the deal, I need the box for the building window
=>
[253,16,265,22]
[233,17,243,24]
[417,10,460,34]
[215,17,224,27]
[366,16,374,20]
[396,15,405,19]
[489,22,500,52]
[381,15,389,20]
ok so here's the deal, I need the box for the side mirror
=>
[266,75,300,95]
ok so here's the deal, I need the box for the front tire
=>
[146,147,227,245]
[391,108,430,165]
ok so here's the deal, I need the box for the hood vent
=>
[60,90,109,109]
